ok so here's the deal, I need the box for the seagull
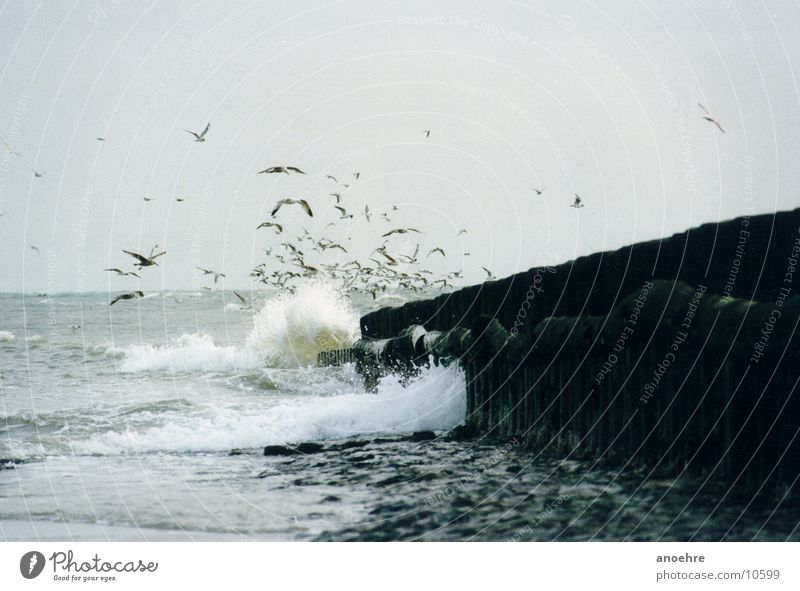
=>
[482,267,496,280]
[196,265,226,284]
[143,197,153,202]
[374,248,397,265]
[423,130,431,138]
[104,268,140,278]
[363,204,371,222]
[96,137,106,142]
[2,141,22,157]
[334,205,353,219]
[326,175,339,183]
[259,166,306,175]
[353,172,360,180]
[32,169,45,178]
[256,221,283,233]
[571,194,584,208]
[427,247,446,257]
[380,212,391,222]
[457,229,468,236]
[232,290,251,310]
[533,187,545,195]
[29,245,40,254]
[697,103,725,134]
[184,122,210,142]
[176,197,187,202]
[271,198,313,217]
[330,193,342,203]
[122,248,165,268]
[109,291,144,306]
[382,228,422,238]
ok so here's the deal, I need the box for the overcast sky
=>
[1,0,798,293]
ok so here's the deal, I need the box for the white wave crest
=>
[0,330,15,342]
[246,281,359,368]
[116,333,258,373]
[76,363,466,454]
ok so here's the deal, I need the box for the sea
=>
[1,285,797,541]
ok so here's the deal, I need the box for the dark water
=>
[1,290,797,541]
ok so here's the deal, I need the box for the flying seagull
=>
[482,267,496,280]
[259,166,306,175]
[353,172,361,180]
[533,187,545,195]
[2,141,22,157]
[334,205,353,219]
[571,194,584,208]
[176,197,187,202]
[363,204,371,222]
[104,268,140,278]
[423,130,431,138]
[330,193,342,203]
[143,196,153,202]
[122,248,165,268]
[382,228,422,238]
[32,169,45,178]
[96,137,106,142]
[427,247,446,257]
[697,103,725,134]
[256,221,283,233]
[196,265,226,284]
[232,290,251,310]
[457,229,468,236]
[271,198,313,218]
[326,175,338,183]
[29,245,40,254]
[184,122,210,142]
[109,291,144,306]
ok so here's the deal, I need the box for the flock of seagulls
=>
[3,96,727,305]
[242,162,475,297]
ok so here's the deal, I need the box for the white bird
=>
[382,228,422,238]
[123,248,165,268]
[104,268,140,278]
[259,166,306,175]
[3,141,22,157]
[271,198,313,218]
[184,123,210,142]
[109,291,144,306]
[697,103,725,134]
[334,206,353,219]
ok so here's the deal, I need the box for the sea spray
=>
[117,333,257,373]
[247,281,360,368]
[72,363,467,454]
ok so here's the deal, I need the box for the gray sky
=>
[1,0,798,293]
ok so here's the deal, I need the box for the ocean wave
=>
[246,281,359,368]
[115,333,258,373]
[73,363,466,454]
[0,330,15,342]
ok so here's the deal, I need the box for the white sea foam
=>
[116,333,258,373]
[0,330,15,342]
[112,283,359,373]
[246,281,359,368]
[76,363,466,454]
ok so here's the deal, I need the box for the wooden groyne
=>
[321,209,800,487]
